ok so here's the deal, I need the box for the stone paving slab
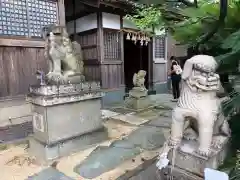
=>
[0,122,171,180]
[101,109,120,119]
[147,117,172,128]
[26,167,74,180]
[107,107,172,126]
[57,146,163,180]
[0,117,141,180]
[57,129,170,180]
[74,126,166,179]
[149,94,175,107]
[0,121,33,143]
[111,113,150,125]
[122,159,160,180]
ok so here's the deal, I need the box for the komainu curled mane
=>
[42,25,85,84]
[169,55,230,157]
[132,70,147,91]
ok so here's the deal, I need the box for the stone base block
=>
[28,128,108,164]
[65,74,85,84]
[129,88,148,98]
[31,98,103,145]
[170,137,228,176]
[27,84,104,145]
[160,165,203,180]
[124,96,152,110]
[160,137,229,179]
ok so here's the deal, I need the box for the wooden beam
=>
[0,38,45,48]
[100,1,131,10]
[78,0,100,7]
[101,60,122,65]
[83,59,100,65]
[58,0,66,26]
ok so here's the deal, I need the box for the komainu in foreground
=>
[170,55,230,156]
[157,55,230,180]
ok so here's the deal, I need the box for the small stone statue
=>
[43,25,85,85]
[125,70,151,110]
[132,70,147,91]
[168,55,230,157]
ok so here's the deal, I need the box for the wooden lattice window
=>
[104,31,121,60]
[154,35,166,59]
[0,0,58,38]
[28,0,58,37]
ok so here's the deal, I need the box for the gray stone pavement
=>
[0,94,175,180]
[129,163,160,180]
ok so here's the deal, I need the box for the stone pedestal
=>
[26,82,108,163]
[124,88,152,111]
[159,137,229,180]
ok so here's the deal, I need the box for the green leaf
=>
[221,30,240,50]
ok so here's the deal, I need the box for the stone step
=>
[0,98,32,143]
[0,98,32,127]
[0,121,33,143]
[124,90,157,100]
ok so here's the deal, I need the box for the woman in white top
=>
[168,56,181,101]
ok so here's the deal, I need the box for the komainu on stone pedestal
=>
[26,25,107,164]
[124,70,152,110]
[42,25,85,85]
[157,55,230,180]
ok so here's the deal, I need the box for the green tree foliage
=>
[125,3,162,30]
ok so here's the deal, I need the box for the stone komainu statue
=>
[42,25,85,84]
[132,70,147,91]
[169,55,230,157]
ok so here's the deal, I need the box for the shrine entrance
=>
[123,35,150,92]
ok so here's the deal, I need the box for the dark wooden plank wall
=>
[100,63,124,88]
[75,30,101,82]
[101,29,124,89]
[0,47,46,98]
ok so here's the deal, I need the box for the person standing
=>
[169,56,181,101]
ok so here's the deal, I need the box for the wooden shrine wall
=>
[101,29,124,89]
[76,29,101,82]
[0,41,46,99]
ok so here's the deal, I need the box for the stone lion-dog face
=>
[43,25,85,85]
[169,55,229,157]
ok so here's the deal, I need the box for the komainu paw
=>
[168,138,179,147]
[195,149,212,157]
[183,128,198,141]
[211,136,225,149]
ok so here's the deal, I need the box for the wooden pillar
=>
[97,12,104,87]
[73,0,77,40]
[97,12,104,62]
[58,0,66,26]
[120,16,125,86]
[148,39,154,90]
